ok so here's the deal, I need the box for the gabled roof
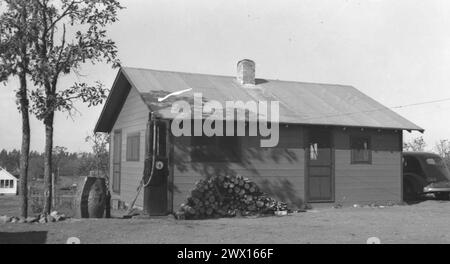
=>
[95,67,424,133]
[0,167,18,179]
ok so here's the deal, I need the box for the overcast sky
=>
[1,0,449,152]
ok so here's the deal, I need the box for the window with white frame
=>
[0,179,15,188]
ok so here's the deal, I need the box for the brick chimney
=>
[237,59,255,85]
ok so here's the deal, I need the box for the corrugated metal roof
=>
[95,67,424,132]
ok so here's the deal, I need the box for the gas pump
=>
[143,114,170,215]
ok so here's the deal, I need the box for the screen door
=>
[307,128,333,202]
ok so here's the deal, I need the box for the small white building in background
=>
[0,167,18,195]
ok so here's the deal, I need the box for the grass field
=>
[25,176,79,216]
[1,195,450,244]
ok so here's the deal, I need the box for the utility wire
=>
[391,97,450,109]
[301,97,450,121]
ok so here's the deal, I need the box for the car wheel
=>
[435,193,450,201]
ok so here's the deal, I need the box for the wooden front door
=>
[307,128,334,202]
[112,130,122,194]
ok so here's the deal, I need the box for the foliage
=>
[26,0,123,120]
[0,148,105,178]
[30,81,108,120]
[0,149,21,172]
[434,140,450,168]
[403,136,427,152]
[0,0,39,84]
[28,151,45,179]
[85,132,110,177]
[434,140,450,158]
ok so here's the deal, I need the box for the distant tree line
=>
[0,148,106,180]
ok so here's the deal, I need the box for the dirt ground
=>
[1,195,450,244]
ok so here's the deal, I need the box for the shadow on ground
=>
[403,196,450,205]
[0,231,47,244]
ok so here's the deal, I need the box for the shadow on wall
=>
[0,231,47,244]
[259,179,304,209]
[172,135,305,210]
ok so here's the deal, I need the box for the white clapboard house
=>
[0,167,18,195]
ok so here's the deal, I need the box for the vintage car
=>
[403,152,450,201]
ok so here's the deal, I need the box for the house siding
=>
[333,128,402,204]
[110,86,149,208]
[171,125,402,211]
[171,125,306,211]
[0,170,18,195]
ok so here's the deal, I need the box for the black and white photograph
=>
[1,0,450,247]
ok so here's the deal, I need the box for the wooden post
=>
[52,172,55,209]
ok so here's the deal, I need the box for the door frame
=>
[304,126,335,203]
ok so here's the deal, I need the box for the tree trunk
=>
[43,113,54,214]
[18,73,30,218]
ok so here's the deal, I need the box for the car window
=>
[423,156,450,181]
[426,158,437,165]
[404,156,422,174]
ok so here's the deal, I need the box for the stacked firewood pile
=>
[177,174,288,219]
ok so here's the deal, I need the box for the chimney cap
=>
[237,59,255,65]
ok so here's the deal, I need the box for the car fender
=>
[403,173,427,192]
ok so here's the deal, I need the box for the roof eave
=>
[94,69,125,133]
